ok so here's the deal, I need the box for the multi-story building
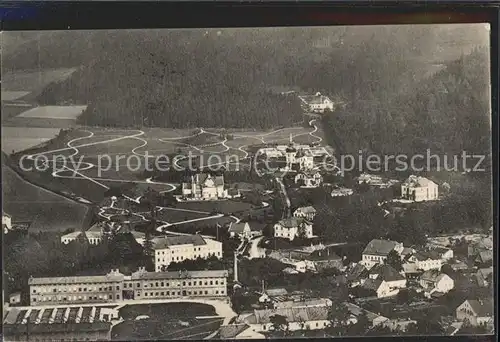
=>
[401,175,439,202]
[294,171,323,188]
[181,173,227,200]
[28,269,125,305]
[361,239,404,269]
[293,206,317,221]
[273,218,313,241]
[28,268,229,306]
[298,92,335,113]
[153,235,223,271]
[123,268,228,299]
[408,250,443,271]
[456,299,494,327]
[419,270,454,297]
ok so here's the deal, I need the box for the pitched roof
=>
[347,263,368,281]
[61,231,82,239]
[363,239,399,256]
[277,217,308,228]
[265,288,288,297]
[413,249,441,261]
[299,94,332,105]
[295,206,316,214]
[477,267,493,279]
[308,247,341,261]
[369,264,406,282]
[420,270,447,283]
[192,173,224,186]
[402,175,436,187]
[466,299,494,317]
[249,306,329,324]
[3,322,112,334]
[131,269,228,280]
[28,271,125,285]
[228,222,250,234]
[219,324,251,339]
[477,250,493,263]
[344,302,388,323]
[362,278,383,291]
[274,298,332,309]
[153,235,207,249]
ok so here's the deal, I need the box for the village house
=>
[60,229,103,245]
[181,173,230,200]
[153,235,223,271]
[419,270,455,297]
[382,319,418,333]
[219,323,266,340]
[361,239,404,269]
[401,175,439,202]
[408,250,443,271]
[273,218,313,241]
[402,263,421,280]
[330,187,354,197]
[306,248,344,272]
[346,263,369,287]
[456,299,494,327]
[431,247,454,261]
[357,173,384,186]
[239,306,335,333]
[293,206,317,221]
[467,237,493,257]
[344,302,389,328]
[367,264,407,290]
[298,92,335,113]
[475,267,493,287]
[228,222,252,240]
[359,278,399,298]
[294,171,323,188]
[258,288,289,304]
[474,250,493,266]
[273,298,332,310]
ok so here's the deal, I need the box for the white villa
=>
[456,299,494,327]
[181,173,233,200]
[299,92,335,113]
[153,235,222,271]
[274,218,313,241]
[401,175,439,202]
[419,270,454,297]
[61,227,103,245]
[293,206,317,221]
[295,171,323,188]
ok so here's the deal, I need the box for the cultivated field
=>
[1,126,61,154]
[17,105,88,119]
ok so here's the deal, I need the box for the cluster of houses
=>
[2,212,30,235]
[60,221,146,246]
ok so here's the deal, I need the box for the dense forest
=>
[2,25,490,140]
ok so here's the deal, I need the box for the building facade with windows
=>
[401,175,439,202]
[181,173,227,200]
[153,235,223,271]
[28,269,125,306]
[123,268,228,299]
[28,268,229,306]
[273,218,313,241]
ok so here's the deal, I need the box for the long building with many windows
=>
[153,235,223,271]
[28,268,228,306]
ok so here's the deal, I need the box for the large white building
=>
[295,171,323,188]
[299,92,335,113]
[401,175,439,202]
[3,213,12,233]
[293,206,317,221]
[28,268,228,306]
[419,270,454,297]
[361,239,404,269]
[153,235,223,271]
[181,173,228,200]
[273,218,313,241]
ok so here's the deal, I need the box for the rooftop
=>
[131,269,228,280]
[153,234,207,249]
[363,239,400,256]
[295,206,316,214]
[362,278,383,291]
[307,247,341,261]
[228,222,250,234]
[277,217,308,228]
[420,270,448,283]
[369,264,406,282]
[466,299,494,317]
[402,175,436,188]
[28,270,124,286]
[299,93,333,105]
[245,306,329,324]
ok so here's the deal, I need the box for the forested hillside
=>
[2,25,490,135]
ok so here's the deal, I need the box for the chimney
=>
[233,254,238,283]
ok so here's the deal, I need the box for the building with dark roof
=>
[3,306,118,341]
[456,299,494,327]
[298,92,335,113]
[361,239,404,268]
[273,217,313,241]
[153,235,222,271]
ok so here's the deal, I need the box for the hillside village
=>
[2,25,494,341]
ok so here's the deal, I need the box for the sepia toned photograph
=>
[1,24,494,340]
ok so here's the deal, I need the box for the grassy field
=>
[112,303,221,340]
[1,127,61,155]
[1,164,90,232]
[176,200,256,215]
